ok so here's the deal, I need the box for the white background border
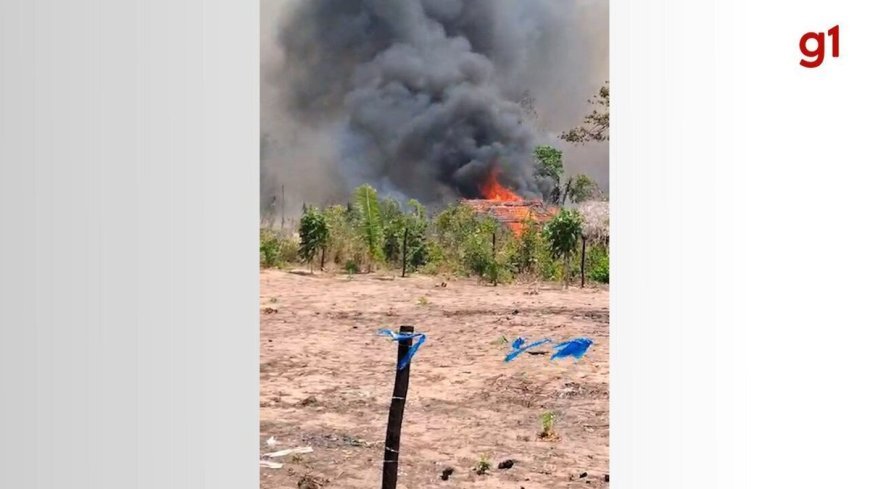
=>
[1,1,258,487]
[612,0,869,487]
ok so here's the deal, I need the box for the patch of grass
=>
[538,410,559,440]
[474,454,492,475]
[416,296,430,306]
[260,228,299,268]
[344,260,360,274]
[341,435,367,447]
[269,297,278,303]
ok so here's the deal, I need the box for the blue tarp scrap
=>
[504,337,552,362]
[377,329,427,370]
[550,337,594,361]
[504,336,594,363]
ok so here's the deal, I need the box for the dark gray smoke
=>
[262,0,609,210]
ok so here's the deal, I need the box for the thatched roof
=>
[462,199,558,234]
[461,198,609,242]
[576,200,609,244]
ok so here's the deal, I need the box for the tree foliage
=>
[402,199,429,271]
[564,174,602,204]
[322,204,363,271]
[298,207,329,271]
[353,184,385,268]
[381,197,405,263]
[561,82,609,144]
[533,144,601,205]
[380,197,430,271]
[533,145,564,205]
[261,186,609,285]
[587,244,609,284]
[534,145,564,183]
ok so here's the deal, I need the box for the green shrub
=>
[543,209,584,287]
[299,208,329,270]
[587,244,609,284]
[260,229,298,268]
[260,230,280,268]
[323,205,362,268]
[283,190,608,285]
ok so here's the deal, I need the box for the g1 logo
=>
[800,25,839,68]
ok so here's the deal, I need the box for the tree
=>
[533,144,601,206]
[402,199,429,273]
[561,82,609,144]
[564,174,602,204]
[298,207,329,272]
[543,209,583,288]
[380,198,429,272]
[353,184,384,270]
[534,145,564,204]
[380,197,405,263]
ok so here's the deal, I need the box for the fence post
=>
[281,184,285,230]
[492,231,498,286]
[401,227,408,278]
[381,325,414,489]
[580,236,587,288]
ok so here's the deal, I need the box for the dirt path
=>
[260,270,609,489]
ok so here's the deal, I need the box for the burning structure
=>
[463,165,558,235]
[262,0,609,213]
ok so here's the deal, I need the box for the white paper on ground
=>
[264,446,314,458]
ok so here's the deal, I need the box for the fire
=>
[478,166,522,202]
[467,164,555,236]
[508,208,532,235]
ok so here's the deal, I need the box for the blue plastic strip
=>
[377,329,427,370]
[504,337,552,362]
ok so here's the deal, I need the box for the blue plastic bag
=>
[503,336,594,363]
[377,329,427,370]
[550,337,594,361]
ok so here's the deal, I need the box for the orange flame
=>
[478,166,521,201]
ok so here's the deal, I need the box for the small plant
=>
[538,411,559,440]
[344,260,360,274]
[494,335,509,346]
[269,297,278,303]
[474,454,492,475]
[416,296,429,306]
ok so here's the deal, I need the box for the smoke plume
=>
[262,0,609,212]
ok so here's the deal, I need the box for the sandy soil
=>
[260,269,609,489]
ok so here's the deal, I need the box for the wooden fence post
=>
[381,325,414,489]
[401,228,408,278]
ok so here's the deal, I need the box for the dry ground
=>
[260,269,609,489]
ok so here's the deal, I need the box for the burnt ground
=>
[260,269,609,489]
